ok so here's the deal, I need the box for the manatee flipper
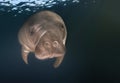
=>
[54,56,64,68]
[21,47,29,64]
[54,24,67,68]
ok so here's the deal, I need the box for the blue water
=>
[0,0,120,82]
[0,0,80,16]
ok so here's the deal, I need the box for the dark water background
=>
[0,0,120,82]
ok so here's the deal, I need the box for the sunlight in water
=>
[0,0,79,15]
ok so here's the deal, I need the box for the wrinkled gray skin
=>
[18,11,67,68]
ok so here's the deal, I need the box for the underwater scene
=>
[0,0,120,82]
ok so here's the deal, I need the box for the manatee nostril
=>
[53,41,59,47]
[44,42,51,48]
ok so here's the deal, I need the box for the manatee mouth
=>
[35,52,53,60]
[35,52,64,60]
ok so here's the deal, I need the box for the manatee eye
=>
[30,28,34,35]
[58,23,64,29]
[55,21,64,28]
[60,24,64,29]
[30,24,42,36]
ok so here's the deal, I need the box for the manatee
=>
[18,11,67,68]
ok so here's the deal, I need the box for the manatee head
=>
[33,22,66,68]
[34,29,65,60]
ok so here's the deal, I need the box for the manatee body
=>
[18,11,67,68]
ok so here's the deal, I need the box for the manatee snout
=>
[35,40,65,60]
[18,11,67,68]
